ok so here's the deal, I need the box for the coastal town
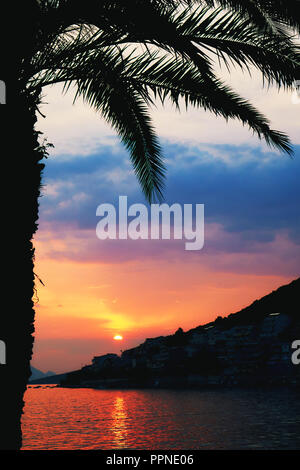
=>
[59,279,300,389]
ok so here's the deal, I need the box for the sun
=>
[113,334,123,341]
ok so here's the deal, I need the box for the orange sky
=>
[32,229,292,373]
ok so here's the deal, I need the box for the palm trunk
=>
[0,2,42,449]
[0,85,44,449]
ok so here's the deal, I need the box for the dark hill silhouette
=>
[61,277,300,385]
[188,277,299,335]
[61,277,300,389]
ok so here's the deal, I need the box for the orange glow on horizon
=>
[32,230,293,373]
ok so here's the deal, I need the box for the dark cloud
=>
[34,141,300,280]
[164,143,300,244]
[38,142,300,249]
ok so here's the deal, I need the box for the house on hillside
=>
[91,353,121,371]
[259,313,291,338]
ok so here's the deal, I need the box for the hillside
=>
[60,277,300,389]
[189,277,300,334]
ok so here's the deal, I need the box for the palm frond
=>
[172,6,299,88]
[25,0,300,201]
[72,48,165,202]
[127,52,293,154]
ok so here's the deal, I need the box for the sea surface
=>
[21,385,300,450]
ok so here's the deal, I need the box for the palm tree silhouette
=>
[0,0,299,449]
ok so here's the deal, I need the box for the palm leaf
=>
[25,0,300,201]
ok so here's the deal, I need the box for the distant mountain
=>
[29,371,67,385]
[30,366,56,381]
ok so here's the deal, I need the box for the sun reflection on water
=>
[110,396,128,448]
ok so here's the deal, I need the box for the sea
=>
[21,385,300,450]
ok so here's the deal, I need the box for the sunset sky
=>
[32,67,300,374]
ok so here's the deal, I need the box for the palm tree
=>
[0,0,299,449]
